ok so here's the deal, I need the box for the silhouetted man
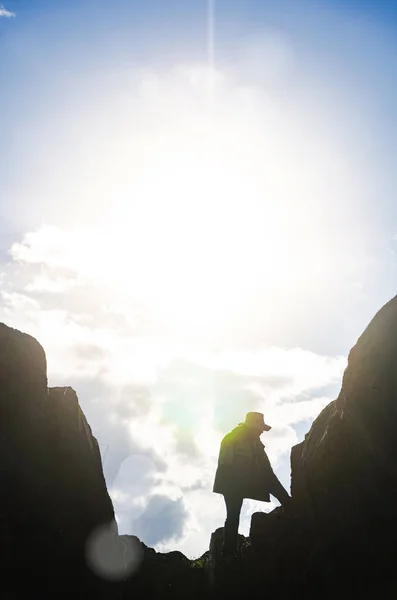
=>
[213,412,291,558]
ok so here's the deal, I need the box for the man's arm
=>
[259,444,291,508]
[268,475,291,508]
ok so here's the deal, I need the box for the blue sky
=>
[1,0,397,559]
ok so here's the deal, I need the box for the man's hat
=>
[245,412,271,432]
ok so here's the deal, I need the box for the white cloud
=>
[5,53,374,349]
[2,46,370,557]
[130,494,190,547]
[1,236,345,540]
[273,396,332,426]
[25,273,78,294]
[0,224,348,558]
[202,347,346,399]
[0,5,15,17]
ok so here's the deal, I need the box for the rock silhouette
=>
[0,324,120,598]
[2,294,397,598]
[243,294,397,599]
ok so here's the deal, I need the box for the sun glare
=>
[90,113,326,334]
[17,65,343,339]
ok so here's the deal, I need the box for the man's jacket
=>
[213,423,276,501]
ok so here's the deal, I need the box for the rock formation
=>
[0,324,119,598]
[0,323,208,599]
[2,294,397,599]
[245,294,397,598]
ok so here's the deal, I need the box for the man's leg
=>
[222,494,243,557]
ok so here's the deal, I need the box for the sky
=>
[1,0,397,559]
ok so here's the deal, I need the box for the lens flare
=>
[85,521,144,581]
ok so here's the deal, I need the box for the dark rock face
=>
[246,295,397,598]
[292,295,397,518]
[47,386,115,552]
[290,295,397,593]
[0,323,206,599]
[121,535,209,599]
[0,324,119,599]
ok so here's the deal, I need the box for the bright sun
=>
[91,120,325,334]
[24,66,338,339]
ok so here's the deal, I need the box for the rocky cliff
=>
[239,294,397,599]
[0,324,119,598]
[0,323,208,599]
[2,295,397,599]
